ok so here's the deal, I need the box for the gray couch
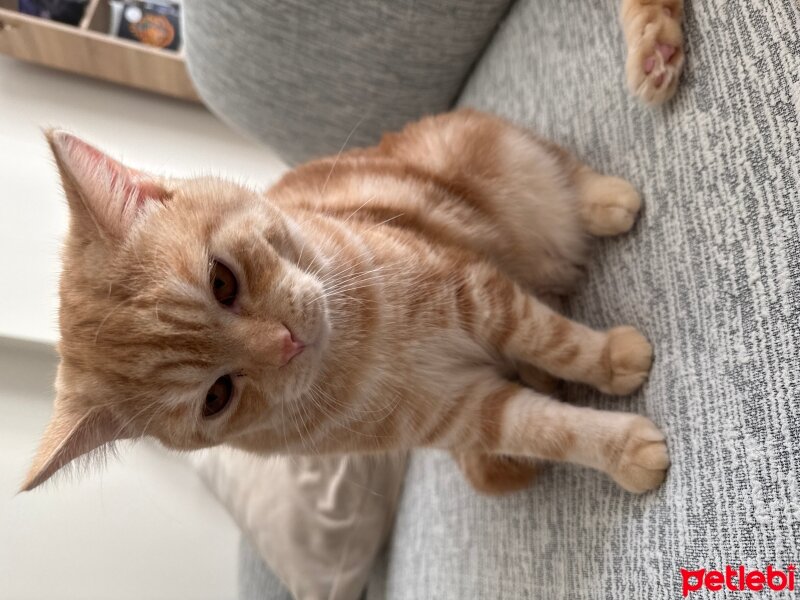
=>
[184,1,800,597]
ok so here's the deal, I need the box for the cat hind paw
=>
[625,8,685,105]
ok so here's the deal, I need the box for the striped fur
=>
[24,109,668,495]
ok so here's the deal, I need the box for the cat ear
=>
[46,130,172,240]
[20,405,121,492]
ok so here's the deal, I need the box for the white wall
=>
[0,341,239,600]
[0,55,288,599]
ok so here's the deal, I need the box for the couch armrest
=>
[184,0,512,164]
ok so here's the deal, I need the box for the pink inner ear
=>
[71,137,169,210]
[51,131,171,238]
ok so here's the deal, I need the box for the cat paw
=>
[610,416,669,493]
[599,326,653,395]
[580,176,641,237]
[624,7,684,105]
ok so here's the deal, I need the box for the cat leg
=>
[453,450,541,495]
[508,303,652,396]
[467,270,652,395]
[469,382,668,493]
[454,358,559,496]
[516,361,561,394]
[621,0,685,104]
[574,166,642,237]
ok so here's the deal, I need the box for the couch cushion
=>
[195,449,405,600]
[239,536,293,600]
[184,0,512,165]
[374,0,800,598]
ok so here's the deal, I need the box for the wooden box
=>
[0,0,199,101]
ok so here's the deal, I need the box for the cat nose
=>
[279,328,305,367]
[236,322,304,368]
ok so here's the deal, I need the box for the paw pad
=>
[624,11,684,104]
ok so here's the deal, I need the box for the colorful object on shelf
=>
[109,0,181,51]
[18,0,88,26]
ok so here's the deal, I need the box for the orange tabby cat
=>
[22,108,668,496]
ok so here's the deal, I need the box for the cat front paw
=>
[599,326,653,395]
[624,6,685,105]
[580,176,641,237]
[610,416,669,493]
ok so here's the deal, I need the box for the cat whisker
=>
[319,115,366,197]
[317,260,407,296]
[339,194,379,226]
[302,385,393,439]
[313,384,401,423]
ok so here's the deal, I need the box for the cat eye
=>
[203,374,233,419]
[210,260,238,306]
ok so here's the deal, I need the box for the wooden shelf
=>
[0,0,199,102]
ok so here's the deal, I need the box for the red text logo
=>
[681,565,795,596]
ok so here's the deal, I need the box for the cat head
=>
[21,132,330,491]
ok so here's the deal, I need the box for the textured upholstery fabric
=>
[373,1,800,598]
[185,0,800,597]
[184,0,511,165]
[239,536,294,600]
